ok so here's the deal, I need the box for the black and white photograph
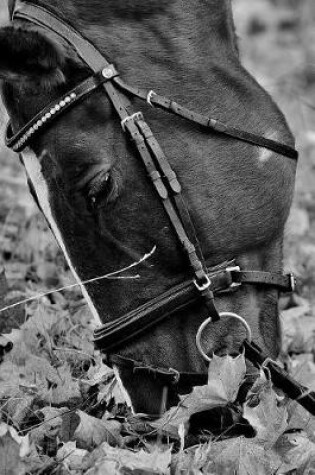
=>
[0,0,314,473]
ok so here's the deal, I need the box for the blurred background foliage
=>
[0,0,315,325]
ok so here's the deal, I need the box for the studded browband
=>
[6,66,119,152]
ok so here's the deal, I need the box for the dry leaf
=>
[74,410,122,449]
[243,379,288,449]
[0,423,30,475]
[57,441,88,470]
[86,441,171,474]
[43,362,82,405]
[204,437,281,475]
[287,401,315,441]
[29,407,67,447]
[275,432,315,474]
[153,354,246,436]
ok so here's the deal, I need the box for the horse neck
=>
[78,1,239,99]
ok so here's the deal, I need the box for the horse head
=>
[0,0,297,413]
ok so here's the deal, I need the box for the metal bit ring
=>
[196,311,252,362]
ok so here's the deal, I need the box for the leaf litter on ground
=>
[1,297,315,474]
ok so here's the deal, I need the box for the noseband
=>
[6,2,299,394]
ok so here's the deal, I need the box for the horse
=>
[0,0,297,415]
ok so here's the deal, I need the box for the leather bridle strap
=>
[114,78,299,160]
[94,264,296,353]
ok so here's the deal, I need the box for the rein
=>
[6,1,315,417]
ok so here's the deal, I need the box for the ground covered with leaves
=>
[1,0,315,473]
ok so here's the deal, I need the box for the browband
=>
[6,67,119,152]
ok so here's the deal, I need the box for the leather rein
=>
[7,1,315,416]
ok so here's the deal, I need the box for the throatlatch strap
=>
[114,78,299,161]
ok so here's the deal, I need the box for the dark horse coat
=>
[0,0,297,413]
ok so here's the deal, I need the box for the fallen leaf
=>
[74,410,122,449]
[85,459,121,475]
[286,401,315,441]
[153,354,246,436]
[86,358,114,385]
[173,443,212,474]
[243,378,288,449]
[290,354,315,391]
[98,376,128,406]
[29,407,67,447]
[57,441,89,470]
[43,363,82,405]
[86,441,171,474]
[0,423,30,475]
[204,437,281,475]
[21,304,60,336]
[274,432,315,474]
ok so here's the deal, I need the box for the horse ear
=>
[0,25,66,87]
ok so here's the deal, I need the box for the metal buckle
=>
[289,273,296,293]
[194,275,211,292]
[121,112,143,131]
[225,265,242,290]
[168,367,180,384]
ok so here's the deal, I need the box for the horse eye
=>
[88,172,113,209]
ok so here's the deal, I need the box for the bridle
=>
[6,1,315,416]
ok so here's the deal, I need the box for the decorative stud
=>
[70,93,76,99]
[55,105,61,112]
[102,66,114,79]
[60,100,66,107]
